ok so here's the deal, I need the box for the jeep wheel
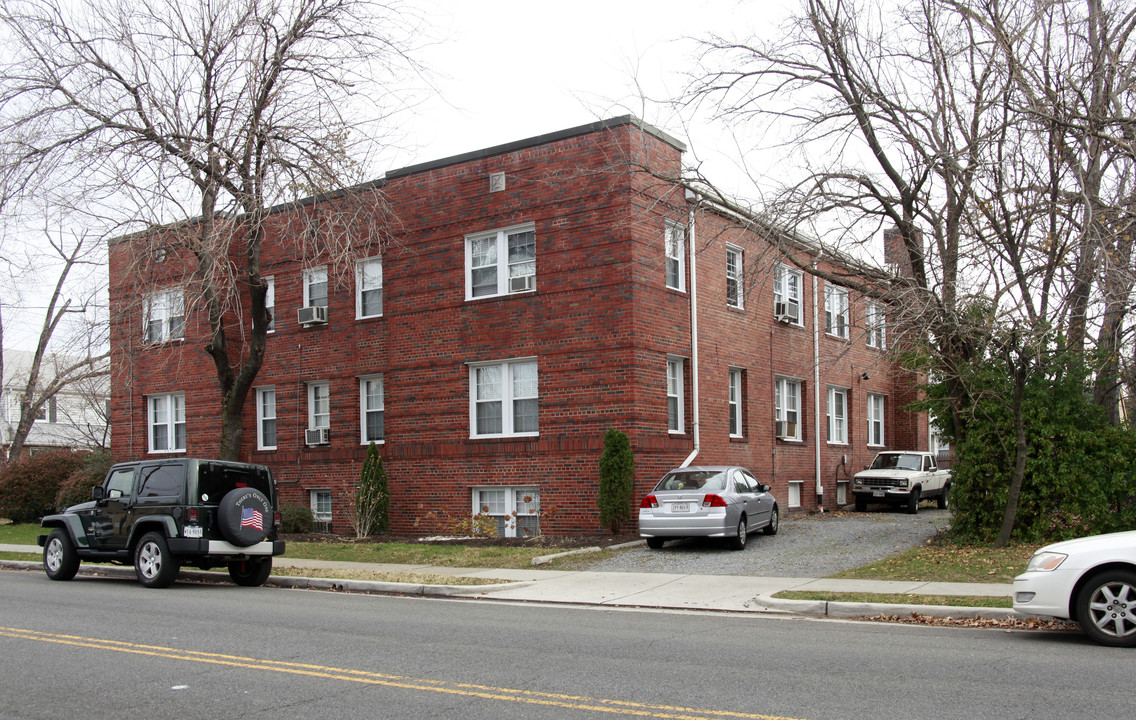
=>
[228,558,273,587]
[763,506,780,535]
[729,517,748,550]
[135,532,180,588]
[906,488,921,515]
[217,487,273,547]
[43,529,80,581]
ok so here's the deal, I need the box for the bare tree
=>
[0,224,107,462]
[679,0,1136,544]
[0,0,423,459]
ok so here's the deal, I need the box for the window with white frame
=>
[308,381,330,430]
[866,299,886,349]
[148,392,186,453]
[728,368,744,437]
[264,276,275,332]
[867,392,885,446]
[474,487,540,538]
[360,375,384,443]
[726,246,743,308]
[827,386,848,444]
[466,224,536,299]
[773,264,801,323]
[310,489,332,524]
[470,360,538,437]
[143,289,184,343]
[667,357,684,433]
[825,284,849,338]
[774,377,801,440]
[665,221,685,291]
[256,387,276,450]
[356,258,383,318]
[303,267,328,308]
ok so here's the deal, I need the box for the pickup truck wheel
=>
[228,558,273,587]
[43,529,80,581]
[135,532,180,588]
[906,489,921,515]
[729,517,748,550]
[645,537,665,549]
[854,496,868,512]
[763,506,780,535]
[1075,569,1136,647]
[937,485,950,509]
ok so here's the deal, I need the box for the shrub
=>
[0,450,89,523]
[598,427,635,533]
[55,452,113,509]
[280,502,314,533]
[351,442,390,538]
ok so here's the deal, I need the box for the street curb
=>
[755,593,1019,620]
[531,539,646,565]
[0,559,529,596]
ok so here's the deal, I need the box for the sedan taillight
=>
[702,494,729,508]
[640,494,659,509]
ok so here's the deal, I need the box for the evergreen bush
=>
[598,427,635,533]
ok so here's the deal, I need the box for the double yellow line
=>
[0,626,807,720]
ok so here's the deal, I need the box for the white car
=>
[1013,530,1136,647]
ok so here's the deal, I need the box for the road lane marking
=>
[1,626,808,720]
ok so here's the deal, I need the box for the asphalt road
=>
[1,569,1127,720]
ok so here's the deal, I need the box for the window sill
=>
[465,289,537,303]
[147,449,186,455]
[468,433,539,441]
[356,313,384,321]
[359,440,386,445]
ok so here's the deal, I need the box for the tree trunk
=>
[996,359,1029,548]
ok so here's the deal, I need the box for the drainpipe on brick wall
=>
[680,190,700,468]
[812,258,823,510]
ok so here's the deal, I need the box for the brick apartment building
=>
[108,116,930,536]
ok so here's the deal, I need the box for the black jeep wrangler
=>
[38,458,286,588]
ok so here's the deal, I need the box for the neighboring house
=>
[1,349,110,457]
[107,116,933,536]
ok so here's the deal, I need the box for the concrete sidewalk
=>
[2,543,1017,620]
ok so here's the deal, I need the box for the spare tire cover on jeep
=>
[217,487,272,546]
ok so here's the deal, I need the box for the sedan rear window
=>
[655,471,727,492]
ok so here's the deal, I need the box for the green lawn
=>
[0,523,44,545]
[828,543,1039,584]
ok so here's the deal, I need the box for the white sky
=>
[382,0,793,197]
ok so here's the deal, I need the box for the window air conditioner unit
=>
[774,302,796,323]
[305,427,330,446]
[775,420,798,439]
[298,305,328,325]
[509,275,534,293]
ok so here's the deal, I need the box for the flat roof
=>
[384,115,686,181]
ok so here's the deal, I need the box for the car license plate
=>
[182,525,203,538]
[671,502,690,513]
[872,490,886,498]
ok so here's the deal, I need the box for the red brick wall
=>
[109,118,929,534]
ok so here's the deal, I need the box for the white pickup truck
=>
[852,451,951,514]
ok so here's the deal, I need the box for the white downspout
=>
[812,259,824,509]
[680,192,700,468]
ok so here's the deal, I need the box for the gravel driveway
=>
[588,508,952,578]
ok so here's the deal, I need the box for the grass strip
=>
[773,590,1011,609]
[829,544,1038,584]
[268,566,506,586]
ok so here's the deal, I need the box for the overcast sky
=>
[384,0,792,197]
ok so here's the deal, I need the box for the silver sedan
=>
[638,466,779,550]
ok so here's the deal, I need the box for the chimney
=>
[883,226,921,276]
